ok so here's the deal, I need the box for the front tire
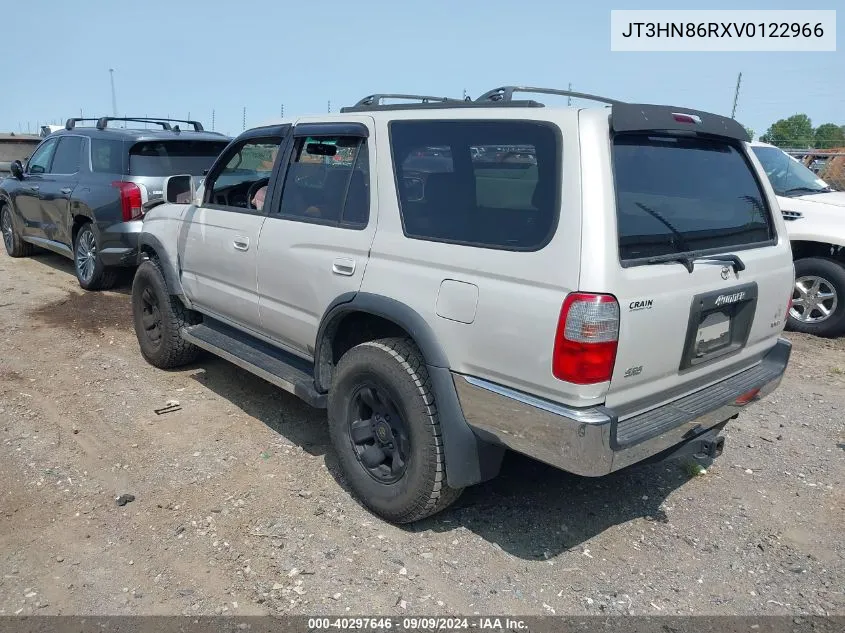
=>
[328,337,463,524]
[131,259,201,368]
[1,204,33,258]
[788,257,845,338]
[74,222,117,291]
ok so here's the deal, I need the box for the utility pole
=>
[109,68,118,117]
[242,106,246,130]
[731,72,742,119]
[567,82,572,106]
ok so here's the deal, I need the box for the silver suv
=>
[131,87,795,524]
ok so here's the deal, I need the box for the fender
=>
[137,232,188,301]
[314,292,504,488]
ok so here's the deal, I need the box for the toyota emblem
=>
[720,267,731,280]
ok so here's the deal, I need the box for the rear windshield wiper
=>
[645,252,746,274]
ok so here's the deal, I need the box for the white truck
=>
[750,141,845,337]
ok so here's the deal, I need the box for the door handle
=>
[233,236,250,251]
[26,185,39,192]
[60,187,72,195]
[332,258,356,276]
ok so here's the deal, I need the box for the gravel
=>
[0,251,842,617]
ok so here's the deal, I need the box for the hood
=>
[791,191,845,208]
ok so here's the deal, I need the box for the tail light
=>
[553,293,620,384]
[112,181,143,221]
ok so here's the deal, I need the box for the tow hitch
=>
[700,436,725,459]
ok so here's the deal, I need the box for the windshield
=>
[613,134,775,262]
[128,140,228,177]
[751,146,831,196]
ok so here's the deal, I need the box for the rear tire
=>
[74,222,117,291]
[131,259,201,368]
[788,257,845,338]
[1,204,33,258]
[328,337,463,524]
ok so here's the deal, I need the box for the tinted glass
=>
[27,138,58,174]
[50,136,84,174]
[128,140,228,177]
[91,139,125,173]
[613,135,774,261]
[390,121,559,250]
[751,146,831,196]
[276,136,369,226]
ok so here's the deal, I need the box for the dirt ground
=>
[0,250,842,617]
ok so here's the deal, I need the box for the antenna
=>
[212,109,215,131]
[242,106,246,131]
[280,104,284,118]
[328,100,331,113]
[109,68,118,117]
[731,72,742,119]
[567,83,572,106]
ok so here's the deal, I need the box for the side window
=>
[389,121,560,250]
[26,138,59,174]
[50,137,85,174]
[91,139,125,173]
[206,139,282,210]
[274,135,369,228]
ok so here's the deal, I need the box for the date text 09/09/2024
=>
[307,617,528,630]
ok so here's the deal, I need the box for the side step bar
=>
[181,320,326,408]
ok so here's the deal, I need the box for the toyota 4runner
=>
[131,87,794,524]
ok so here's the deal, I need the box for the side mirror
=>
[10,160,24,179]
[164,174,195,204]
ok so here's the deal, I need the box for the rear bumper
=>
[453,338,791,477]
[96,219,142,267]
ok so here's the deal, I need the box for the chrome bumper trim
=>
[453,338,791,477]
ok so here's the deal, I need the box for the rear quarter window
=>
[389,120,560,251]
[91,139,126,174]
[613,135,775,262]
[128,140,229,177]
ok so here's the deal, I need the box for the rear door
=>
[38,135,84,247]
[179,132,285,332]
[580,109,793,413]
[256,120,376,357]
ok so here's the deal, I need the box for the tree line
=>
[747,115,845,149]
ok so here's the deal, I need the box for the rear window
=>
[390,120,559,250]
[128,140,228,177]
[613,135,775,262]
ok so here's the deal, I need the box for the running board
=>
[181,320,326,408]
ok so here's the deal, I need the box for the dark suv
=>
[0,117,230,290]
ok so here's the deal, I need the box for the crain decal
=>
[629,299,653,311]
[714,291,746,307]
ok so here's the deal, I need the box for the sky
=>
[2,0,842,140]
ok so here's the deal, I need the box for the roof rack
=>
[340,92,543,113]
[475,86,625,106]
[64,117,206,132]
[352,93,466,107]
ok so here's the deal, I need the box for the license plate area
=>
[680,282,758,371]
